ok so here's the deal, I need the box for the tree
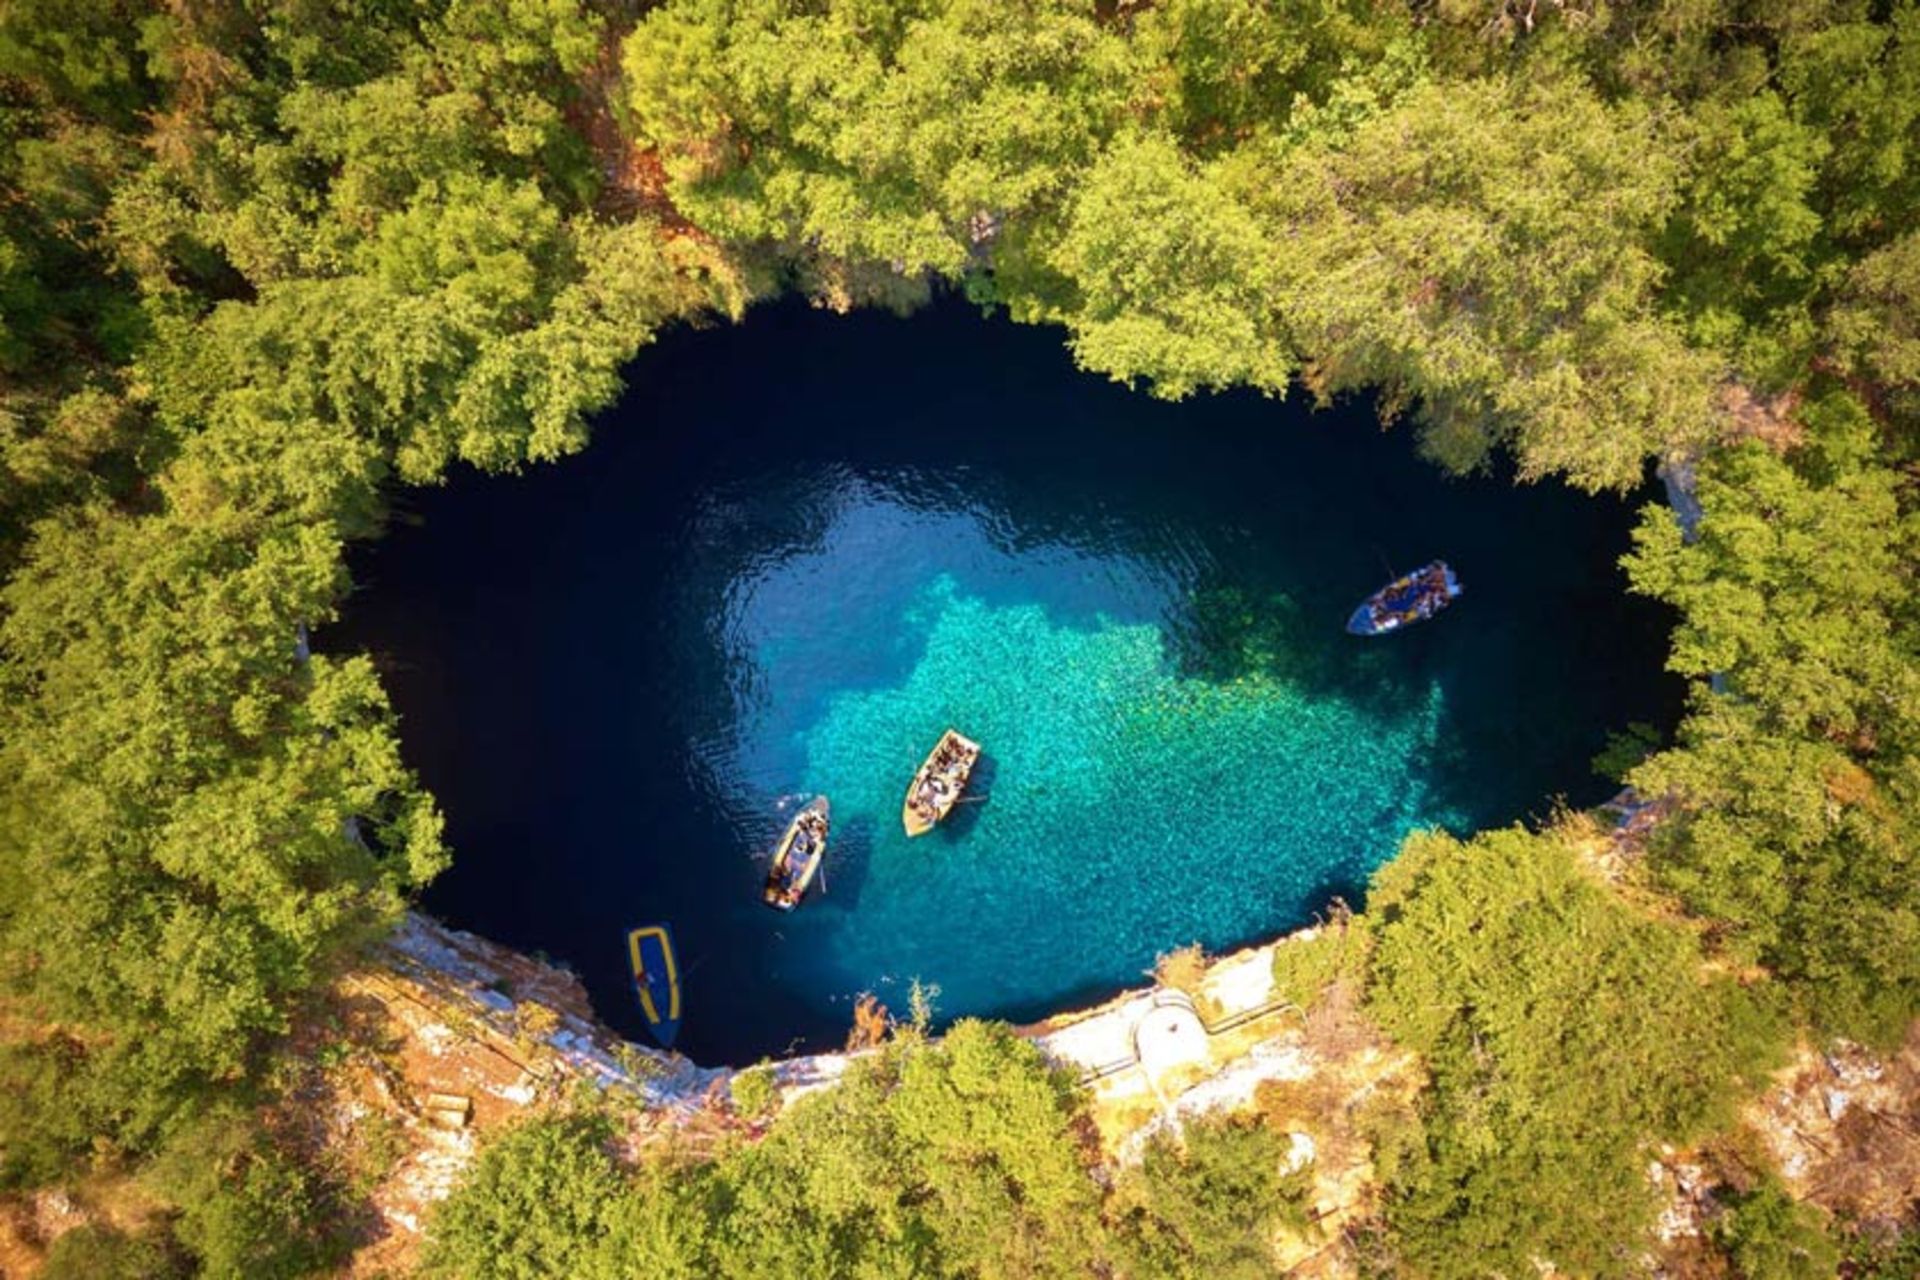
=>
[1122,0,1408,149]
[1712,1179,1840,1280]
[1247,74,1722,491]
[1659,91,1830,389]
[1777,6,1920,245]
[887,1020,1107,1278]
[1624,411,1920,1044]
[0,0,721,1187]
[1113,1114,1308,1279]
[10,0,1920,1271]
[424,1112,629,1280]
[1363,826,1785,1278]
[1826,230,1920,428]
[0,0,150,123]
[433,1023,1110,1279]
[142,1108,345,1279]
[625,0,1130,284]
[1033,130,1293,399]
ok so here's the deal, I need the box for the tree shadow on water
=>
[1169,584,1423,720]
[1168,583,1505,832]
[817,814,875,912]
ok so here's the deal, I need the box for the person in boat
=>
[915,777,944,814]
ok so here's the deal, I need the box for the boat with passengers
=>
[763,796,830,910]
[1346,561,1463,636]
[902,729,982,836]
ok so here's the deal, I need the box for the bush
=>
[142,1109,345,1280]
[424,1113,626,1280]
[1843,1223,1920,1280]
[1115,1114,1310,1280]
[728,1064,779,1119]
[1712,1180,1839,1280]
[1153,943,1209,996]
[1268,910,1370,1012]
[39,1224,188,1280]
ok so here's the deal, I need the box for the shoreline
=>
[383,908,1334,1086]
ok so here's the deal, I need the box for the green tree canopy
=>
[428,1022,1112,1279]
[1032,129,1292,399]
[1247,75,1721,491]
[1625,406,1920,1044]
[0,0,716,1193]
[1112,1113,1308,1280]
[1363,826,1785,1278]
[625,0,1131,285]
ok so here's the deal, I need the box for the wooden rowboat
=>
[763,796,829,911]
[626,923,681,1047]
[902,729,981,837]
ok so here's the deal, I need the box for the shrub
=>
[1364,826,1788,1277]
[1712,1180,1839,1280]
[1114,1113,1310,1279]
[728,1064,779,1119]
[1843,1223,1920,1280]
[1153,943,1209,996]
[39,1224,188,1280]
[423,1113,625,1280]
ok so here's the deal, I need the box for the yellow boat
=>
[902,729,981,837]
[763,796,829,911]
[626,923,681,1047]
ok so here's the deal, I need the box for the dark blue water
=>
[330,299,1680,1065]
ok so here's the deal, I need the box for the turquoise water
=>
[333,299,1678,1063]
[796,579,1452,1001]
[742,573,1453,1013]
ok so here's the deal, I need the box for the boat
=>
[902,729,982,837]
[1346,561,1463,636]
[626,923,681,1048]
[763,796,829,911]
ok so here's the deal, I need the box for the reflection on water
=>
[330,299,1680,1063]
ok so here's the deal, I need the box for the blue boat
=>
[1346,561,1463,636]
[626,923,681,1048]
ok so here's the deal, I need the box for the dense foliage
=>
[1625,401,1920,1045]
[620,0,1725,489]
[1712,1178,1844,1280]
[1361,827,1786,1277]
[427,1024,1313,1280]
[0,0,721,1177]
[4,0,1920,1273]
[1110,1114,1311,1280]
[431,1022,1120,1278]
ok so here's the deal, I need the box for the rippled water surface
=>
[332,299,1679,1063]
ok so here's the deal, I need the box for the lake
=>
[330,298,1680,1064]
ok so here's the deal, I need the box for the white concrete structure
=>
[1133,991,1210,1078]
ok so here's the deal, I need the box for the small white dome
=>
[1134,999,1209,1076]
